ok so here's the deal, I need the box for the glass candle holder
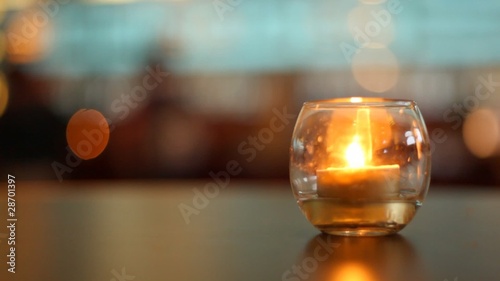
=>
[290,97,431,236]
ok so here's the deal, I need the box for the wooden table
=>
[1,181,499,281]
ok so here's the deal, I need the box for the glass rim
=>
[303,97,417,108]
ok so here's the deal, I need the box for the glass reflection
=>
[292,234,428,281]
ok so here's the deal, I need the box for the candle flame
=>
[345,137,366,168]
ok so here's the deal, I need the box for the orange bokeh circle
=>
[66,109,110,160]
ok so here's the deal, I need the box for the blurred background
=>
[0,0,499,185]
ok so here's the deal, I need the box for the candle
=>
[290,97,431,236]
[316,108,400,199]
[316,165,400,199]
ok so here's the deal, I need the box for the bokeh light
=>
[6,9,54,64]
[351,47,399,93]
[66,109,110,160]
[463,108,500,158]
[0,73,8,117]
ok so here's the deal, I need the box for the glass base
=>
[298,198,421,236]
[319,225,405,236]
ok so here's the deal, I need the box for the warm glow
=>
[355,108,373,163]
[350,97,363,103]
[330,263,375,281]
[316,105,401,199]
[345,137,366,168]
[336,108,374,168]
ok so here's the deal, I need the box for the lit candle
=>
[316,108,400,199]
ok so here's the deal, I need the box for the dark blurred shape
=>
[0,69,66,179]
[0,72,8,116]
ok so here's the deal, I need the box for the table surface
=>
[1,181,499,281]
